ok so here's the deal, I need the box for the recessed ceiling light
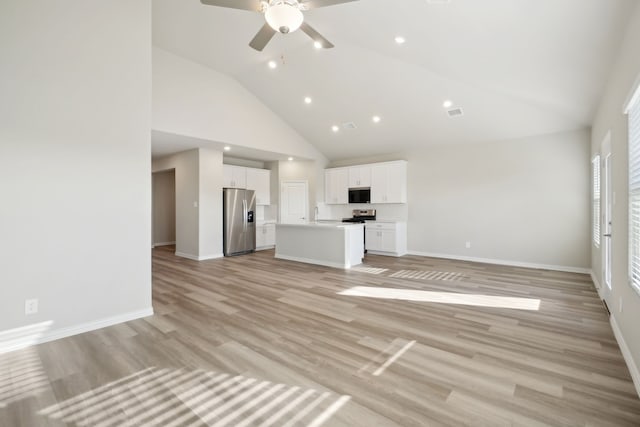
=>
[304,96,312,104]
[288,157,294,161]
[314,41,323,49]
[394,36,406,45]
[372,115,381,123]
[331,125,340,132]
[268,60,277,69]
[443,100,453,108]
[223,146,231,151]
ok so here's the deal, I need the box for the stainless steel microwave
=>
[348,188,371,204]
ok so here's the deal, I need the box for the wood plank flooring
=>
[1,246,639,426]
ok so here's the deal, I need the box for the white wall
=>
[153,150,200,259]
[152,47,327,163]
[406,130,590,270]
[278,160,327,222]
[0,0,152,345]
[328,129,590,271]
[153,148,224,260]
[152,170,176,245]
[591,2,640,390]
[223,157,265,169]
[199,149,224,259]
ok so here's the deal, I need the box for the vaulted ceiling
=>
[152,0,636,161]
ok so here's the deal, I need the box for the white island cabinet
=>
[275,223,364,269]
[365,221,407,256]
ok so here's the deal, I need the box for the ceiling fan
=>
[200,0,359,51]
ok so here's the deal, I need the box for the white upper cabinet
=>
[325,168,349,204]
[223,165,247,189]
[370,161,407,204]
[224,165,271,205]
[326,160,406,205]
[348,165,371,188]
[246,167,271,205]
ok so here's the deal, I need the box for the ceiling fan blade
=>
[300,22,334,49]
[249,23,277,51]
[300,0,359,10]
[200,0,263,12]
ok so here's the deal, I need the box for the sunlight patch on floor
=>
[350,266,389,275]
[358,338,416,377]
[39,367,350,427]
[339,286,541,310]
[0,347,49,408]
[389,270,464,281]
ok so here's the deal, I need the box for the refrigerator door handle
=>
[243,199,247,232]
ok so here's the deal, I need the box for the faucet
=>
[314,206,319,221]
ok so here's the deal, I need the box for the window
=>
[627,84,640,294]
[592,155,601,247]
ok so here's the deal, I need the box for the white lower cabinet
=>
[365,222,407,256]
[256,223,276,250]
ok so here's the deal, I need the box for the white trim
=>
[0,308,153,355]
[256,245,276,251]
[153,241,176,246]
[590,271,604,299]
[175,251,199,260]
[198,253,224,261]
[366,250,407,257]
[275,254,352,269]
[175,251,224,261]
[610,314,640,398]
[407,250,590,274]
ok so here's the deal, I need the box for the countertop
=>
[277,222,364,228]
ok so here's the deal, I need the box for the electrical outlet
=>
[25,299,38,315]
[465,241,471,249]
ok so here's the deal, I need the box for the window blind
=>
[593,155,600,247]
[628,91,640,293]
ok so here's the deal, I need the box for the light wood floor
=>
[2,247,640,426]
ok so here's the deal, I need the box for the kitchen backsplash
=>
[256,205,278,222]
[324,203,408,222]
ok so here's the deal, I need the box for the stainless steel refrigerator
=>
[223,188,256,256]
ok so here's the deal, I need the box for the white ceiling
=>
[152,0,636,161]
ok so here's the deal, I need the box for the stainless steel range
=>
[341,209,376,223]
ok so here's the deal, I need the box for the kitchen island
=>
[275,222,364,269]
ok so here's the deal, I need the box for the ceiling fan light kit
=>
[265,1,304,34]
[200,0,359,51]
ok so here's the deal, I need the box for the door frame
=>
[601,131,612,299]
[280,180,309,224]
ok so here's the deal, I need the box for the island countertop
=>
[277,221,362,228]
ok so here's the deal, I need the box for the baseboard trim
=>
[0,307,154,355]
[275,254,348,269]
[590,271,604,298]
[610,314,640,398]
[174,251,199,260]
[175,251,224,261]
[407,250,590,274]
[366,250,406,257]
[199,253,224,261]
[153,241,176,246]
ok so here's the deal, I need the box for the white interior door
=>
[602,132,612,295]
[281,181,308,224]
